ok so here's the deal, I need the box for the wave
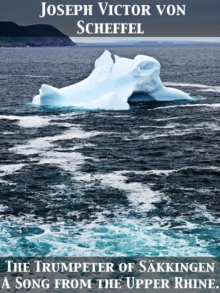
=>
[148,103,220,111]
[0,115,51,128]
[0,164,26,184]
[164,82,211,88]
[0,212,212,256]
[164,82,220,93]
[0,74,51,78]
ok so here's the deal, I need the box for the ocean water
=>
[0,45,220,257]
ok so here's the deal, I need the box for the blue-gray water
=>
[0,45,220,256]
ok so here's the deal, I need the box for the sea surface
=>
[0,45,220,256]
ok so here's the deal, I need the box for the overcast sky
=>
[1,0,220,37]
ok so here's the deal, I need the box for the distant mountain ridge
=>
[76,40,220,47]
[0,22,76,47]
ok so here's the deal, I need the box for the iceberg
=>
[32,50,191,110]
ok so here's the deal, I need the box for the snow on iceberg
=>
[32,50,191,110]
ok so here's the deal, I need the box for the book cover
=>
[0,0,220,291]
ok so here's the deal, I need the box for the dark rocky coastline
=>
[0,22,76,47]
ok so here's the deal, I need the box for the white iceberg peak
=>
[114,54,121,62]
[95,50,113,70]
[33,50,191,110]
